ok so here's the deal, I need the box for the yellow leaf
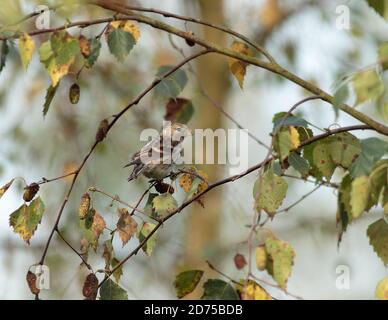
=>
[78,193,91,219]
[255,245,267,271]
[376,277,388,300]
[179,174,193,193]
[110,20,141,41]
[289,126,300,149]
[19,33,35,70]
[228,41,252,89]
[47,58,75,87]
[0,179,14,199]
[122,21,141,41]
[241,281,272,300]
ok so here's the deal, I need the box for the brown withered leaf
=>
[82,273,98,300]
[92,212,106,245]
[234,253,247,270]
[79,35,90,57]
[23,183,40,202]
[96,119,109,142]
[117,208,137,247]
[26,270,40,295]
[164,98,194,124]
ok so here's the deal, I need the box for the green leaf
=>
[50,31,80,66]
[327,132,361,168]
[9,197,45,243]
[85,38,101,68]
[152,193,178,219]
[273,126,300,161]
[367,0,388,19]
[0,40,9,73]
[332,83,349,115]
[369,160,388,205]
[306,133,361,181]
[353,69,384,105]
[80,208,105,252]
[350,176,371,219]
[313,142,336,181]
[39,32,80,86]
[265,237,295,289]
[297,126,313,143]
[111,258,123,283]
[350,138,388,177]
[155,65,188,98]
[164,98,194,124]
[43,84,59,117]
[272,112,308,130]
[107,28,135,62]
[99,279,128,300]
[337,174,352,243]
[254,169,288,216]
[143,193,158,215]
[367,218,388,266]
[174,270,204,299]
[201,279,239,300]
[288,152,310,177]
[138,222,157,256]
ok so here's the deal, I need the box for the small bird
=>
[125,123,192,182]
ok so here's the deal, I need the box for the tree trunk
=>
[184,0,229,267]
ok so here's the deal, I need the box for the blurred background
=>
[0,0,387,299]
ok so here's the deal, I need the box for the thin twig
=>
[168,34,271,150]
[89,186,150,217]
[110,1,276,63]
[206,260,241,286]
[102,123,372,286]
[275,185,321,214]
[56,229,92,271]
[281,174,338,189]
[36,171,77,185]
